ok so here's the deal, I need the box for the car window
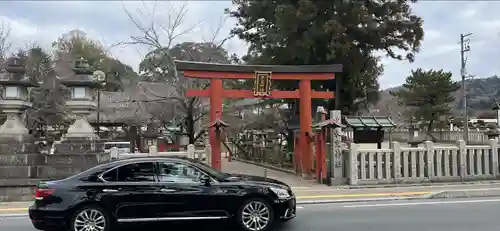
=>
[157,161,208,183]
[101,162,156,182]
[191,159,230,180]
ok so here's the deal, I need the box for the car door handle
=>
[103,189,119,192]
[160,188,176,192]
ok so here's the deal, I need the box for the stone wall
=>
[0,141,110,201]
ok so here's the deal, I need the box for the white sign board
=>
[330,110,341,124]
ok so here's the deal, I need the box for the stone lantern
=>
[59,58,103,140]
[0,57,37,140]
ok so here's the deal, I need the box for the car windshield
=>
[191,160,230,180]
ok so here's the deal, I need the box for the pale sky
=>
[0,1,499,89]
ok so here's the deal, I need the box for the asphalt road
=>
[3,197,500,231]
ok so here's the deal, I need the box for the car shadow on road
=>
[114,220,236,231]
[113,220,294,231]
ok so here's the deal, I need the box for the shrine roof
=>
[87,90,152,124]
[313,119,345,129]
[343,116,396,128]
[175,60,343,73]
[207,119,229,128]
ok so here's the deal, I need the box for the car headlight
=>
[269,187,291,199]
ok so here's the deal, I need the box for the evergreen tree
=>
[227,0,424,114]
[391,68,460,132]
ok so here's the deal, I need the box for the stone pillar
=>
[348,142,358,185]
[110,147,119,160]
[490,139,499,178]
[457,140,467,181]
[59,58,102,141]
[148,145,157,155]
[187,144,195,159]
[205,138,212,166]
[392,141,402,183]
[0,57,37,141]
[329,110,344,185]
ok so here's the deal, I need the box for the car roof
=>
[108,156,196,166]
[68,156,203,181]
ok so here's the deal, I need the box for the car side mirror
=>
[200,175,211,186]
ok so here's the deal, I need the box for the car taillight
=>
[34,188,56,200]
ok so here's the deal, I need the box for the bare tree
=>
[120,0,234,52]
[119,1,236,144]
[120,1,196,51]
[0,21,12,69]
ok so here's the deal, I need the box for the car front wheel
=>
[70,205,110,231]
[237,198,274,231]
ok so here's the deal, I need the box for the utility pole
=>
[460,33,473,144]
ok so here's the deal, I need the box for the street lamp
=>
[93,70,106,136]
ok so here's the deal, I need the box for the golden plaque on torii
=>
[253,71,272,97]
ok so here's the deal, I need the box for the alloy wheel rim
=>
[74,209,106,231]
[241,201,270,231]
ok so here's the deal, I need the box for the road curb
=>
[296,196,425,205]
[296,193,434,205]
[428,187,500,199]
[296,188,500,205]
[0,213,27,218]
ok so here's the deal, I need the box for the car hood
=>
[225,173,290,189]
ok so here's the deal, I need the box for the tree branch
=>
[118,1,198,51]
[193,130,206,143]
[193,111,208,123]
[0,20,12,68]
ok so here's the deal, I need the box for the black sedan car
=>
[29,157,296,231]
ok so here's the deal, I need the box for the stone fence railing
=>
[342,140,499,185]
[386,130,492,144]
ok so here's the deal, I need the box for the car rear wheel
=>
[237,198,274,231]
[70,205,110,231]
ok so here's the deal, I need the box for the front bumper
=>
[274,196,296,220]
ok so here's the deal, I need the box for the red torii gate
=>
[175,61,342,177]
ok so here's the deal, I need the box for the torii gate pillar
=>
[299,79,313,176]
[209,79,223,169]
